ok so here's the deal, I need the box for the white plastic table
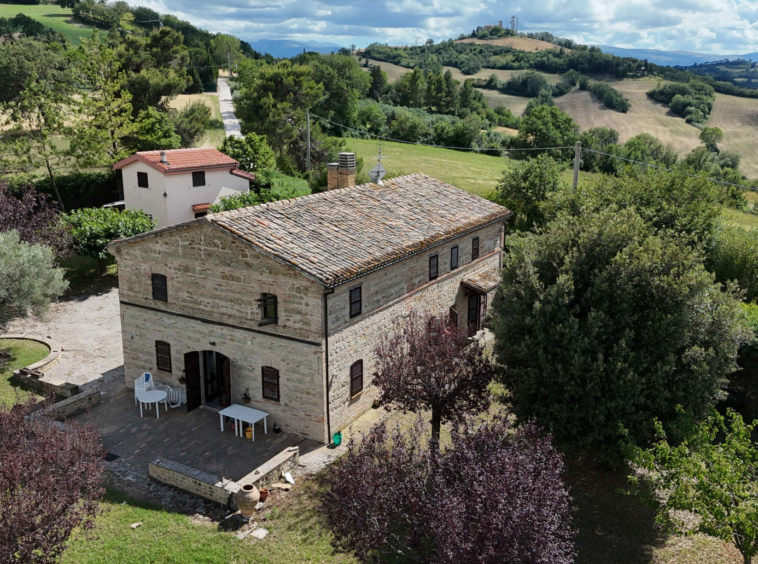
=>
[219,404,269,441]
[136,390,168,419]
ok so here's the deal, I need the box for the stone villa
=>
[109,166,512,443]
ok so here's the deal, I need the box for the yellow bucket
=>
[245,426,252,440]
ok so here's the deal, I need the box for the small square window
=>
[151,273,167,302]
[262,366,280,402]
[451,246,459,270]
[137,172,149,188]
[349,286,362,318]
[192,171,206,187]
[429,254,439,281]
[472,237,480,261]
[257,293,278,326]
[350,360,363,397]
[194,211,207,219]
[155,341,172,373]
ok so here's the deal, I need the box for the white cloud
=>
[124,0,758,54]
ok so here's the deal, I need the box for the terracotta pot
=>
[237,484,260,519]
[259,488,269,503]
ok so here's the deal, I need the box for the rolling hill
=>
[0,4,92,44]
[595,45,758,66]
[456,36,568,52]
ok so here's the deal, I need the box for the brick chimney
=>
[327,152,356,190]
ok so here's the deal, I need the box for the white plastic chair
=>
[155,382,186,408]
[134,372,155,405]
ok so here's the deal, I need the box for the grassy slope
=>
[168,93,226,149]
[456,36,568,52]
[0,338,48,407]
[0,4,92,45]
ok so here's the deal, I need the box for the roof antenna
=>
[368,143,386,185]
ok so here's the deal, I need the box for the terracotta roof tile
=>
[463,269,501,293]
[113,148,238,173]
[230,168,256,181]
[191,203,212,212]
[209,174,512,287]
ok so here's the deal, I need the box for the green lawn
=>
[0,4,93,45]
[62,487,357,564]
[344,138,587,198]
[0,338,48,408]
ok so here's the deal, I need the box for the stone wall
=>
[35,388,101,421]
[237,446,299,488]
[327,222,504,434]
[149,458,240,507]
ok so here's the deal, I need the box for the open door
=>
[184,351,201,412]
[219,355,231,408]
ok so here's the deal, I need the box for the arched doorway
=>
[183,350,231,412]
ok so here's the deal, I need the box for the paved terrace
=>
[74,385,320,482]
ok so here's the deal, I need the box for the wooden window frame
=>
[350,360,363,397]
[137,171,149,188]
[257,293,278,326]
[262,366,280,402]
[155,341,172,373]
[349,286,362,318]
[451,245,459,270]
[151,273,167,302]
[429,254,439,281]
[192,171,206,187]
[472,237,480,261]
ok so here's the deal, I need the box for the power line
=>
[581,148,758,193]
[310,113,574,153]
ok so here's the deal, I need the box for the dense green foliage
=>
[220,134,276,173]
[582,81,630,112]
[64,208,155,263]
[170,101,211,147]
[647,81,715,124]
[208,170,307,212]
[706,224,758,303]
[624,408,758,564]
[512,105,578,160]
[0,230,68,326]
[493,208,748,455]
[5,171,119,214]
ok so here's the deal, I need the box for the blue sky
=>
[132,0,758,55]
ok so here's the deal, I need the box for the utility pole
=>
[306,110,311,172]
[572,141,581,189]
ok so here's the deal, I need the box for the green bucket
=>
[332,431,342,446]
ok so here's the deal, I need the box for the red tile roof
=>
[113,148,239,174]
[191,203,212,212]
[230,168,256,181]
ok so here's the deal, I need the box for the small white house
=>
[114,148,254,228]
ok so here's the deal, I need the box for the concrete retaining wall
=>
[238,446,299,488]
[34,388,101,421]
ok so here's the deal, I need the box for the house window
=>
[192,171,206,187]
[350,360,363,397]
[451,246,459,270]
[472,237,480,261]
[262,366,280,401]
[429,254,439,281]
[155,341,172,373]
[194,211,207,219]
[151,273,167,302]
[137,172,149,188]
[349,286,362,318]
[257,293,278,326]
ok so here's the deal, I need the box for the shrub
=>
[323,416,575,564]
[220,134,276,173]
[0,397,105,564]
[64,208,155,272]
[171,101,211,147]
[501,70,552,97]
[588,82,630,112]
[0,231,68,326]
[129,107,180,152]
[493,208,749,455]
[706,223,758,303]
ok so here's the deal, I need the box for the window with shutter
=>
[137,172,149,188]
[262,366,280,401]
[472,237,480,260]
[155,341,172,373]
[451,246,459,270]
[151,273,167,302]
[257,294,278,326]
[429,254,439,281]
[192,171,206,187]
[349,286,362,318]
[350,360,363,397]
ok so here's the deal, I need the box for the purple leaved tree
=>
[0,181,72,259]
[0,398,105,564]
[323,416,575,563]
[373,311,497,444]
